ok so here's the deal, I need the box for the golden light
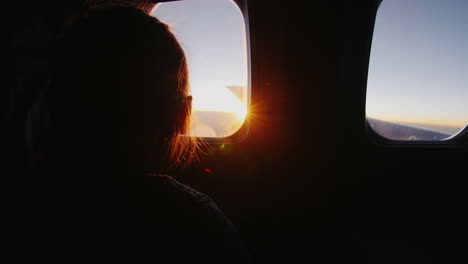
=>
[191,85,247,121]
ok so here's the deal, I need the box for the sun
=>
[191,85,247,121]
[234,103,248,121]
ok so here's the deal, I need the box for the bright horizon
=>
[366,114,465,129]
[367,115,465,134]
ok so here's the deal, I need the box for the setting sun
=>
[191,85,247,121]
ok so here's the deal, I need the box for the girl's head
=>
[48,6,198,170]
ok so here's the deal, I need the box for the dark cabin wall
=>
[181,1,353,263]
[4,0,88,183]
[3,1,92,261]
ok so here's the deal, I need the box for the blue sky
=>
[366,0,468,129]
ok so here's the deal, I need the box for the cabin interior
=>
[4,0,468,263]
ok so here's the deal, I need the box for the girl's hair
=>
[48,6,200,169]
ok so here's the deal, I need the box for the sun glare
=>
[191,87,247,121]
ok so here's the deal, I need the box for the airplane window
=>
[366,0,468,141]
[152,0,249,138]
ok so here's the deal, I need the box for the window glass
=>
[152,0,249,138]
[366,0,468,141]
